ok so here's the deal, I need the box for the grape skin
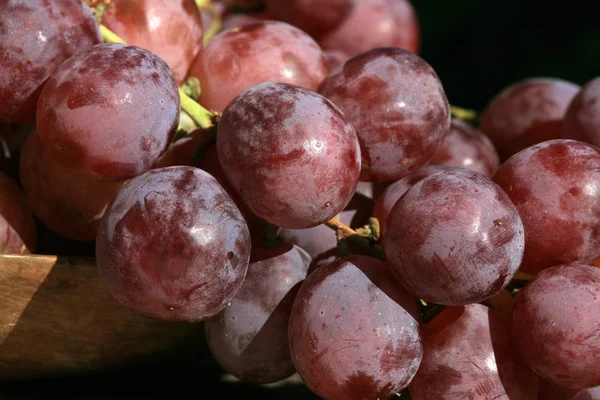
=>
[217,82,361,229]
[384,168,524,305]
[561,77,600,147]
[492,139,600,275]
[481,78,580,160]
[318,0,420,58]
[372,165,456,233]
[265,0,355,38]
[189,21,329,113]
[319,48,450,182]
[0,171,36,254]
[288,255,423,400]
[20,131,124,241]
[96,166,251,322]
[512,265,600,389]
[36,43,180,181]
[205,243,310,384]
[0,0,102,123]
[409,304,539,400]
[95,0,204,84]
[430,119,500,177]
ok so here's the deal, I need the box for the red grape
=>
[561,77,600,147]
[96,166,251,322]
[265,0,355,38]
[20,130,124,241]
[512,265,600,389]
[94,0,204,84]
[205,243,310,384]
[217,82,361,229]
[430,119,500,177]
[288,255,423,400]
[319,48,450,182]
[0,171,36,254]
[384,168,524,305]
[409,304,539,399]
[492,139,600,275]
[0,0,101,123]
[36,43,180,181]
[539,379,600,400]
[189,21,329,112]
[318,0,420,58]
[373,165,455,233]
[481,78,580,160]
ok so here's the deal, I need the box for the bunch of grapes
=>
[1,0,599,398]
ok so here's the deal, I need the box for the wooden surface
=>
[0,254,205,381]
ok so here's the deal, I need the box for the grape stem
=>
[196,1,223,46]
[325,218,386,261]
[450,105,478,122]
[98,23,217,130]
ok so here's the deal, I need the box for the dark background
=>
[416,0,599,111]
[1,0,598,398]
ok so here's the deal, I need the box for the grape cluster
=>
[1,0,599,398]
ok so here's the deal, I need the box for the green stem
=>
[99,23,217,130]
[450,105,478,122]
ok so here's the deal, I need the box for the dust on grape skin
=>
[289,256,423,400]
[97,167,251,322]
[217,82,361,229]
[512,265,600,389]
[190,21,329,113]
[36,43,179,181]
[384,169,524,305]
[319,47,450,182]
[0,0,101,123]
[205,244,310,384]
[481,78,580,160]
[493,139,600,275]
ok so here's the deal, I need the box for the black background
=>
[1,0,598,398]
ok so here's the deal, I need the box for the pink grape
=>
[384,168,524,305]
[205,243,310,384]
[492,139,600,275]
[36,43,180,181]
[0,0,101,123]
[512,264,600,389]
[561,77,600,147]
[96,166,251,322]
[318,0,420,58]
[288,255,423,400]
[409,304,539,400]
[94,0,204,83]
[481,78,580,160]
[20,131,124,241]
[319,47,450,182]
[372,165,455,233]
[189,21,329,112]
[430,119,500,177]
[217,82,361,229]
